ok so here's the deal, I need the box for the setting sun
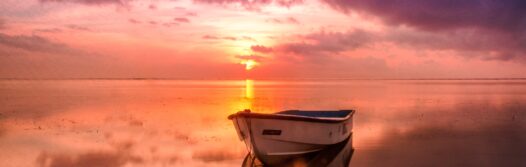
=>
[241,59,258,70]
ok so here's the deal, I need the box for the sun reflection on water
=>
[245,79,254,99]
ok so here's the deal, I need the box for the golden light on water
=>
[245,79,254,99]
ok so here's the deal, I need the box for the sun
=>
[241,59,258,70]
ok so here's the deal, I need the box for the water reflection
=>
[245,79,254,99]
[242,135,354,167]
[0,80,525,166]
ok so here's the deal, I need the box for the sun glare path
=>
[245,79,254,99]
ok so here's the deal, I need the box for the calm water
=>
[0,79,525,167]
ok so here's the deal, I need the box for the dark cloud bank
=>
[321,0,526,60]
[242,0,526,62]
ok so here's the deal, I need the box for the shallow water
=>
[0,79,525,167]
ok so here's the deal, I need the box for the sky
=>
[0,0,525,79]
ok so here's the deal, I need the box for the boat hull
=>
[231,111,353,165]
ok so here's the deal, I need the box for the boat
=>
[228,109,355,166]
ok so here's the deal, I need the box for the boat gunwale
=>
[228,110,355,123]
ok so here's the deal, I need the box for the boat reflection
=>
[241,134,354,167]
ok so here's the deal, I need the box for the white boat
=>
[228,109,355,166]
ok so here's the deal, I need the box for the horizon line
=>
[1,77,526,81]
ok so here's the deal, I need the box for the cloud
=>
[39,0,131,6]
[278,29,372,56]
[128,19,141,24]
[193,0,303,10]
[162,22,178,27]
[66,24,91,31]
[235,54,266,62]
[202,35,219,40]
[0,18,5,29]
[267,26,525,62]
[250,45,273,53]
[321,0,526,32]
[186,12,198,17]
[275,0,303,7]
[386,28,526,61]
[174,17,190,23]
[241,36,255,41]
[33,28,63,33]
[0,33,74,54]
[320,0,526,61]
[267,17,300,24]
[222,36,237,41]
[148,4,156,10]
[202,34,255,41]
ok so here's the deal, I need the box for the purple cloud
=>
[280,30,372,56]
[318,0,526,61]
[321,0,526,32]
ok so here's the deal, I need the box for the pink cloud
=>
[163,22,178,27]
[148,4,157,10]
[128,19,141,24]
[222,36,237,41]
[202,35,219,40]
[186,12,198,17]
[251,45,273,53]
[0,18,6,29]
[33,28,63,33]
[267,17,300,24]
[66,24,91,31]
[40,0,131,6]
[193,0,303,10]
[174,17,190,23]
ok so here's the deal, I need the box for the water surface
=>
[0,79,525,166]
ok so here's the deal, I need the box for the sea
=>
[0,79,525,167]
